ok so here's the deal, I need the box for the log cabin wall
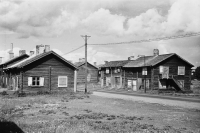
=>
[124,67,152,89]
[153,55,192,90]
[77,63,98,84]
[22,54,75,92]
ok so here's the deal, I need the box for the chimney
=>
[128,56,134,60]
[105,61,108,64]
[36,44,45,55]
[19,50,26,56]
[0,57,2,64]
[79,58,85,63]
[9,51,14,59]
[153,49,159,56]
[30,51,34,56]
[94,62,97,66]
[44,45,50,52]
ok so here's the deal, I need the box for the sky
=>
[0,0,200,67]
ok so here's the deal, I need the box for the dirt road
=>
[93,91,200,109]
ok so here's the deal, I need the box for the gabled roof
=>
[74,62,98,69]
[124,53,194,67]
[100,60,130,68]
[6,51,78,70]
[0,54,29,67]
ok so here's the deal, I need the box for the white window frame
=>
[58,76,68,87]
[28,77,44,87]
[142,67,147,75]
[178,66,185,75]
[106,68,109,74]
[117,68,121,72]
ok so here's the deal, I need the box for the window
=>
[117,68,120,72]
[28,77,44,86]
[106,68,109,74]
[114,68,118,73]
[142,67,147,75]
[58,76,68,87]
[178,66,185,75]
[159,66,163,74]
[160,66,169,78]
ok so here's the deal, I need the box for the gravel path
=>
[93,91,200,109]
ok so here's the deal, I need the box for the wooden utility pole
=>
[81,35,91,93]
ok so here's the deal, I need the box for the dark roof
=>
[0,54,29,67]
[124,53,194,67]
[100,60,130,68]
[7,51,78,70]
[74,62,98,69]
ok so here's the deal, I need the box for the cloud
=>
[62,47,121,65]
[1,0,199,38]
[82,8,126,36]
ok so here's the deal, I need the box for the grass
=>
[0,90,200,133]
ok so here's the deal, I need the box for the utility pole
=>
[81,35,91,93]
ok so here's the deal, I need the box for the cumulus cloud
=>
[1,0,199,38]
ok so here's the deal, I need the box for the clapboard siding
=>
[22,54,75,92]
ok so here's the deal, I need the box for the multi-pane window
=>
[142,67,147,75]
[28,77,44,86]
[178,66,185,75]
[58,76,68,87]
[106,68,109,74]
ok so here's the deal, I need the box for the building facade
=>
[100,49,194,92]
[2,47,78,93]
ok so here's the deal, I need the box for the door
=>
[132,80,137,91]
[115,77,120,88]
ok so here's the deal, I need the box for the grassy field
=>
[0,91,200,133]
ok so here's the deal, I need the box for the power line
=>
[61,45,85,56]
[88,32,200,46]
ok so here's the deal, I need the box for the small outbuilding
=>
[74,58,98,84]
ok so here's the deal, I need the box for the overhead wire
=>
[88,32,200,46]
[60,32,200,56]
[61,45,85,56]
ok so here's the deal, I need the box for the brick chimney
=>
[94,62,97,66]
[105,61,108,64]
[19,50,26,56]
[79,58,85,63]
[36,44,45,55]
[30,51,34,56]
[153,49,159,56]
[44,45,50,52]
[9,51,14,59]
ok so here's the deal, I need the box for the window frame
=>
[106,68,110,74]
[142,67,147,75]
[28,76,44,87]
[178,66,185,75]
[32,77,40,86]
[58,76,68,87]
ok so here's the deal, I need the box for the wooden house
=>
[0,51,29,88]
[100,49,194,92]
[74,59,98,84]
[3,49,78,93]
[100,60,129,88]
